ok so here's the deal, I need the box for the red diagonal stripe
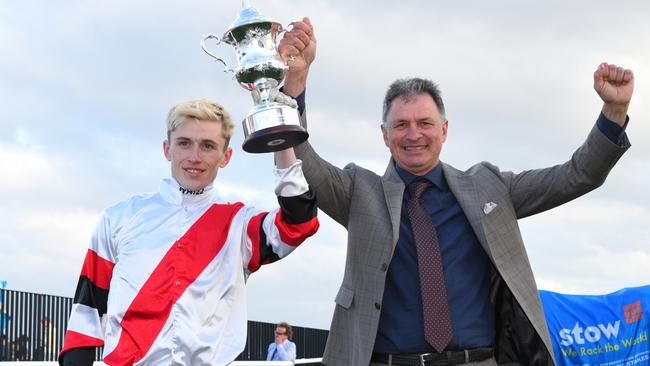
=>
[103,203,243,366]
[80,249,115,289]
[247,212,267,273]
[60,330,104,357]
[274,209,320,246]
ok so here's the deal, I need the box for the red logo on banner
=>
[623,301,643,324]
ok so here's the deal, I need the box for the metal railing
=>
[0,289,327,363]
[0,289,70,361]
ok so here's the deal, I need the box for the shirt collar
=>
[394,161,447,192]
[159,178,220,206]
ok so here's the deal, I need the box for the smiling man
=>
[279,19,634,366]
[58,99,319,366]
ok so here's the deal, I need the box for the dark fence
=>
[0,289,70,361]
[0,288,328,362]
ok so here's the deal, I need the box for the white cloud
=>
[305,109,389,173]
[0,207,97,295]
[0,143,100,294]
[522,199,650,296]
[535,246,650,295]
[0,144,63,191]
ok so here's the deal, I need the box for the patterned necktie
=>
[407,180,453,352]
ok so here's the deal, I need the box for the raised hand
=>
[593,62,634,126]
[278,17,316,96]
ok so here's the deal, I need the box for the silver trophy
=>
[201,0,307,153]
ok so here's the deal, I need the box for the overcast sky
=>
[1,1,649,330]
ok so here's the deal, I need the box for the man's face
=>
[275,326,288,343]
[163,119,232,191]
[381,93,448,176]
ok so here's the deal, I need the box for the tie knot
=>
[408,180,432,199]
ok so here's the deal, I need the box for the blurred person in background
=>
[266,321,296,361]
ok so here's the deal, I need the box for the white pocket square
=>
[483,202,498,215]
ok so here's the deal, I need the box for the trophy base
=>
[243,125,309,153]
[242,103,308,153]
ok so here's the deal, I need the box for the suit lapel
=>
[381,161,499,260]
[442,163,494,260]
[381,160,405,250]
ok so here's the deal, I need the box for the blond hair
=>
[166,99,235,148]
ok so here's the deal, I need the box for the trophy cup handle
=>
[201,34,235,74]
[274,23,294,57]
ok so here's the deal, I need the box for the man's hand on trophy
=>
[279,17,316,97]
[279,17,316,73]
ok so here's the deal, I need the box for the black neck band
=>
[179,186,204,195]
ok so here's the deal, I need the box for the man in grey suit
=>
[279,19,634,366]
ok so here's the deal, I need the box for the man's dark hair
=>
[382,78,446,123]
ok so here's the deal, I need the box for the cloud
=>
[0,143,100,295]
[522,199,650,295]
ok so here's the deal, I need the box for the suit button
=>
[374,302,381,310]
[381,263,388,272]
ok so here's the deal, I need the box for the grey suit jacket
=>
[294,123,629,366]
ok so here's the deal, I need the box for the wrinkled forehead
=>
[388,94,443,121]
[390,91,444,117]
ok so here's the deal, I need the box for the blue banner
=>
[540,286,650,366]
[0,287,8,335]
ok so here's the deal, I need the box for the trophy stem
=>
[253,78,279,104]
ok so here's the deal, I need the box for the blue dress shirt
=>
[374,163,495,353]
[373,113,627,354]
[266,340,296,361]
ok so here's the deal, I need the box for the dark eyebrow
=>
[199,139,219,145]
